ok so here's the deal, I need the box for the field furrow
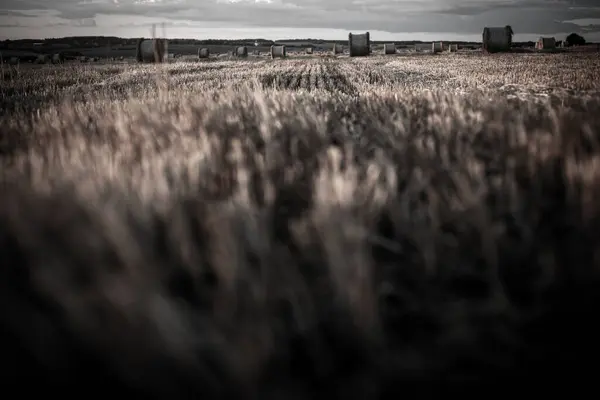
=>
[308,62,318,90]
[287,62,308,90]
[322,61,359,96]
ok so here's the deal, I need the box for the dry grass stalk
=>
[2,53,600,398]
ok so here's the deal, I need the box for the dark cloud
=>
[41,19,97,28]
[1,0,599,35]
[0,10,35,17]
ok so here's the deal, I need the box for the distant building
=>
[482,26,513,52]
[536,37,556,50]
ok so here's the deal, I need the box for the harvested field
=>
[2,52,600,397]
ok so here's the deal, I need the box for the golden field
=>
[1,52,600,396]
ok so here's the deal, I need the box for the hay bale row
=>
[198,48,210,59]
[414,43,431,52]
[384,43,396,55]
[348,32,370,57]
[77,56,100,63]
[270,45,286,59]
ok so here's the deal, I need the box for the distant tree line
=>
[1,36,489,48]
[0,33,591,51]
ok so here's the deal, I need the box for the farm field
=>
[2,52,600,396]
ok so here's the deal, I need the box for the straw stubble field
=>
[2,52,600,396]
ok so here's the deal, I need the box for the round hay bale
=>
[306,47,313,54]
[198,48,210,59]
[432,42,443,53]
[52,53,64,64]
[35,54,50,64]
[348,32,370,57]
[333,44,343,54]
[482,27,512,53]
[384,43,396,55]
[270,45,286,59]
[136,38,167,63]
[448,44,458,52]
[235,46,248,57]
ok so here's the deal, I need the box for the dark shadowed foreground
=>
[2,56,600,397]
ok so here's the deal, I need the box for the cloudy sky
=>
[0,0,599,42]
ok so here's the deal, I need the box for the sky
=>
[0,0,599,42]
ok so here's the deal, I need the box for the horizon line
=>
[0,35,573,44]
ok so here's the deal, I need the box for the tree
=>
[566,33,586,46]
